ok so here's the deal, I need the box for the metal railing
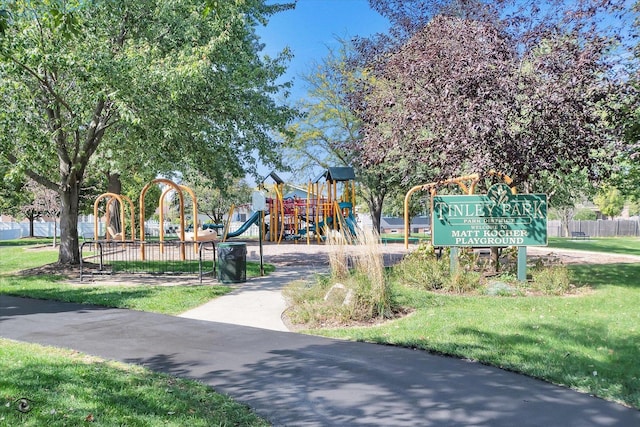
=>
[80,240,216,283]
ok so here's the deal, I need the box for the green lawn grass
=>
[547,236,640,256]
[308,256,640,409]
[0,237,54,247]
[4,239,640,412]
[0,338,268,426]
[0,244,274,315]
[0,242,274,426]
[380,232,430,242]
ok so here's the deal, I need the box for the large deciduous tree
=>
[283,41,430,232]
[594,186,625,219]
[0,0,295,264]
[283,42,396,231]
[352,0,625,191]
[183,173,253,224]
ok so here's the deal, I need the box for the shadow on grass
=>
[450,320,640,409]
[0,274,230,315]
[569,263,640,289]
[1,278,155,310]
[0,348,264,426]
[0,238,53,247]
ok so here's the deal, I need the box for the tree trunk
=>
[107,172,122,233]
[58,182,81,264]
[52,219,57,248]
[367,195,384,234]
[490,247,500,272]
[28,214,35,238]
[562,213,570,238]
[107,172,122,194]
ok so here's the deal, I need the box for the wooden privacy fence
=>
[547,219,640,237]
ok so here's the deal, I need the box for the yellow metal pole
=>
[316,182,322,243]
[277,184,285,244]
[306,181,311,245]
[222,204,235,242]
[404,184,426,249]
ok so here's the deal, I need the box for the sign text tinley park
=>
[432,183,548,247]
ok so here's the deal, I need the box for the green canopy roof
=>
[261,171,284,185]
[313,167,355,183]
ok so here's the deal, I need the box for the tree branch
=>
[3,152,58,191]
[0,52,76,117]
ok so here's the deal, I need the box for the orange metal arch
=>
[93,192,135,241]
[161,185,200,244]
[403,171,518,248]
[139,179,186,260]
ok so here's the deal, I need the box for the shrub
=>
[573,208,598,220]
[396,253,449,290]
[283,275,353,327]
[528,265,573,295]
[449,269,482,293]
[485,280,520,296]
[395,243,483,293]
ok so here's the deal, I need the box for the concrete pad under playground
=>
[2,295,639,426]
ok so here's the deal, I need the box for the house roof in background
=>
[381,217,431,228]
[283,189,309,199]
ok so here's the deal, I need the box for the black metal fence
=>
[80,240,216,283]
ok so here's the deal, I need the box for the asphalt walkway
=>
[2,243,640,425]
[2,292,639,426]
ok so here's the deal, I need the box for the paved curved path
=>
[2,242,640,425]
[2,296,639,426]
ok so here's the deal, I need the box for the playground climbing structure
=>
[256,167,358,244]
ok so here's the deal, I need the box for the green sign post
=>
[432,183,548,281]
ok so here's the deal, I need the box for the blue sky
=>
[250,1,390,183]
[257,0,390,102]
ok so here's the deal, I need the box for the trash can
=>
[217,242,247,284]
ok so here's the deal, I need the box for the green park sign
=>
[432,183,548,247]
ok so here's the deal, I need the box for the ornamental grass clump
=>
[284,226,395,327]
[351,227,393,319]
[327,226,394,321]
[326,229,350,280]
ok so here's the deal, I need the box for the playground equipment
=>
[93,192,136,241]
[221,209,262,241]
[89,166,361,269]
[255,167,358,244]
[216,167,358,244]
[84,179,216,282]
